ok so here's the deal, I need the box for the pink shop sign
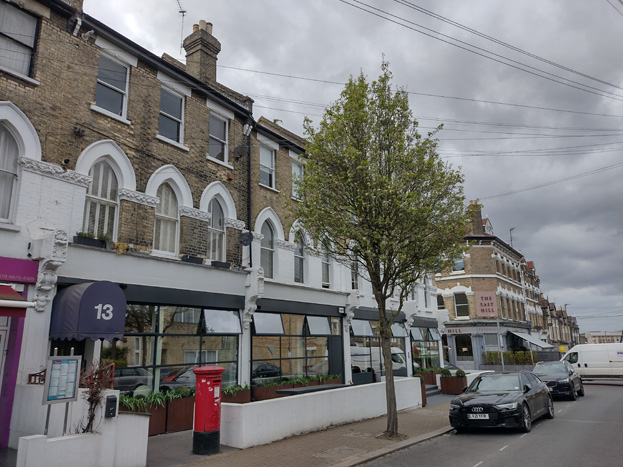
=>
[0,257,39,283]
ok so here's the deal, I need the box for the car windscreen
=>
[470,374,521,392]
[533,364,567,375]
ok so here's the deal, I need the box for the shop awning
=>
[50,281,127,341]
[510,331,554,349]
[0,285,35,317]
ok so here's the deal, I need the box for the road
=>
[363,382,623,467]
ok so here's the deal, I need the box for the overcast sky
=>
[83,0,623,334]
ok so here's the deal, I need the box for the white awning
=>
[510,331,554,349]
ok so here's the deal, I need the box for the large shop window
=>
[0,2,37,77]
[251,313,337,384]
[455,334,474,361]
[350,320,407,377]
[410,326,441,370]
[105,305,241,393]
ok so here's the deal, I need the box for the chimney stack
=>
[468,200,484,236]
[183,20,221,84]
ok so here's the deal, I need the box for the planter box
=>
[253,384,292,401]
[147,403,167,436]
[415,371,437,385]
[165,396,195,433]
[222,389,251,404]
[73,236,106,248]
[181,255,203,264]
[440,376,468,395]
[421,380,427,407]
[211,260,230,269]
[322,378,341,385]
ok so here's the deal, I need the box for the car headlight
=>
[495,402,519,410]
[559,378,569,384]
[450,402,462,411]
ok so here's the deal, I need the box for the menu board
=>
[42,356,81,404]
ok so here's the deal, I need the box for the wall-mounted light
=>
[243,123,252,137]
[73,126,85,137]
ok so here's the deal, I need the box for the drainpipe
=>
[246,123,253,267]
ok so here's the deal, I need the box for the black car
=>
[449,371,554,433]
[533,361,584,400]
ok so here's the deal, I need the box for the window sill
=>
[156,135,189,152]
[259,183,280,194]
[450,270,465,275]
[0,65,40,86]
[206,156,233,170]
[90,105,131,125]
[150,250,180,260]
[0,221,21,232]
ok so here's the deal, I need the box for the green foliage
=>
[75,231,94,238]
[222,384,250,396]
[455,369,466,378]
[413,374,425,384]
[119,394,148,412]
[144,391,166,407]
[482,350,537,366]
[440,368,452,377]
[167,385,194,400]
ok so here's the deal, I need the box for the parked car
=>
[159,366,197,392]
[561,343,623,379]
[449,371,554,433]
[251,362,282,379]
[533,361,584,400]
[113,367,153,393]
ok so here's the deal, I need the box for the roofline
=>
[464,234,523,258]
[256,123,306,153]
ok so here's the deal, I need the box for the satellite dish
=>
[238,231,254,246]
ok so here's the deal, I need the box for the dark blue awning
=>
[50,281,127,341]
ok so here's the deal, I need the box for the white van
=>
[561,343,623,379]
[350,346,407,374]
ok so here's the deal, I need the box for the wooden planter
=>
[415,371,437,385]
[440,376,468,395]
[73,236,106,248]
[322,378,341,385]
[147,403,167,436]
[253,384,292,401]
[165,396,195,433]
[421,380,427,407]
[222,389,251,404]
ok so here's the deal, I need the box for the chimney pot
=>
[206,22,213,35]
[193,24,199,32]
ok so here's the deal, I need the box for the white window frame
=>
[351,258,360,290]
[0,123,19,222]
[158,86,185,146]
[260,221,275,279]
[153,183,179,256]
[207,197,225,262]
[291,150,304,200]
[0,2,38,80]
[321,248,331,289]
[455,293,470,319]
[91,38,137,124]
[258,134,279,190]
[206,100,234,167]
[294,232,305,284]
[82,159,119,240]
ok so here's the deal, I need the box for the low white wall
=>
[16,413,149,467]
[220,377,422,449]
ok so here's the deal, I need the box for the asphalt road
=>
[363,381,623,467]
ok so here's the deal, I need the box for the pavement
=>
[0,391,454,467]
[146,391,455,467]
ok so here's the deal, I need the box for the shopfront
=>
[0,256,38,447]
[409,316,442,371]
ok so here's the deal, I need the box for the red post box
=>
[192,366,225,455]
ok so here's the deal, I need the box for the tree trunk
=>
[380,332,399,436]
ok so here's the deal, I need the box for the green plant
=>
[166,385,194,400]
[440,368,452,377]
[413,374,425,384]
[144,390,166,407]
[75,231,94,238]
[119,394,148,412]
[97,233,112,242]
[222,384,250,396]
[455,369,466,378]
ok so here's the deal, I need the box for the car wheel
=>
[578,383,585,397]
[569,385,577,401]
[544,396,555,419]
[520,404,532,433]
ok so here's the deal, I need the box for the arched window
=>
[294,232,305,283]
[154,183,178,253]
[321,247,331,289]
[207,198,225,261]
[83,160,118,239]
[260,221,274,278]
[0,124,18,221]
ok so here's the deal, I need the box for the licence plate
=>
[467,413,489,420]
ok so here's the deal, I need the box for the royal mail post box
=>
[192,366,225,455]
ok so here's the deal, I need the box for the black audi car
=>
[449,371,554,433]
[532,361,584,400]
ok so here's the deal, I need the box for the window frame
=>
[259,144,276,189]
[291,157,304,200]
[208,113,228,164]
[158,86,185,144]
[153,183,179,256]
[455,292,470,319]
[0,123,19,222]
[94,52,130,120]
[82,159,119,240]
[207,197,225,262]
[294,231,305,283]
[260,221,275,279]
[321,248,331,289]
[0,2,38,79]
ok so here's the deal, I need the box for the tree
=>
[294,62,468,437]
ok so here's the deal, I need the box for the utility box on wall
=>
[105,395,117,418]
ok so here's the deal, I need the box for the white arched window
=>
[207,198,225,261]
[260,221,274,279]
[0,124,18,221]
[294,231,305,283]
[154,183,178,254]
[321,247,331,289]
[83,160,118,239]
